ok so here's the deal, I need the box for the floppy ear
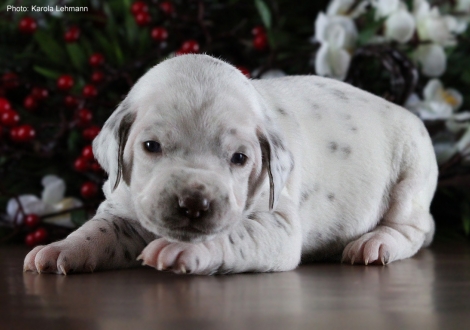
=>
[258,123,294,210]
[92,101,136,191]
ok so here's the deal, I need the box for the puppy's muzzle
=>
[178,191,210,219]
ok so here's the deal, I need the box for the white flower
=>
[414,0,456,46]
[457,0,470,12]
[327,0,369,18]
[385,5,416,43]
[405,79,462,120]
[6,175,82,228]
[413,44,447,77]
[372,0,400,19]
[313,12,358,80]
[432,132,459,164]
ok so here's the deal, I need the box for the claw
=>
[179,265,186,274]
[351,256,355,265]
[364,258,369,266]
[136,253,143,261]
[59,265,67,275]
[157,262,163,271]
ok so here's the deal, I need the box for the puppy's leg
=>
[139,194,302,274]
[24,209,156,274]
[342,174,436,265]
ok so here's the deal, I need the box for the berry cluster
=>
[23,214,48,247]
[0,94,37,143]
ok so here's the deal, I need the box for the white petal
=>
[330,48,351,80]
[42,174,61,187]
[453,111,470,121]
[456,126,470,152]
[457,0,470,12]
[260,69,286,79]
[326,24,347,48]
[6,195,47,223]
[373,0,400,18]
[415,44,446,77]
[405,93,421,109]
[315,43,332,77]
[314,13,329,42]
[41,178,66,204]
[445,88,463,110]
[423,79,443,101]
[327,0,354,16]
[385,9,416,43]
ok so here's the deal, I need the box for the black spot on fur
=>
[229,128,237,135]
[341,146,352,158]
[114,112,136,190]
[277,108,287,116]
[327,193,335,201]
[229,235,235,245]
[330,89,348,101]
[112,222,121,237]
[350,126,358,132]
[239,249,245,260]
[86,236,91,241]
[99,227,107,233]
[328,141,338,152]
[196,258,200,268]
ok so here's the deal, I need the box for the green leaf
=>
[67,129,81,154]
[254,0,271,29]
[66,43,87,71]
[71,209,88,227]
[34,30,66,64]
[33,66,62,79]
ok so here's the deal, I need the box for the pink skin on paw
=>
[138,238,215,275]
[342,232,393,266]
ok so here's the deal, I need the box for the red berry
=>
[151,27,168,41]
[74,157,90,172]
[81,145,94,160]
[180,40,200,54]
[25,233,36,247]
[89,53,105,67]
[251,26,265,36]
[57,75,74,91]
[24,214,40,229]
[77,108,93,127]
[0,98,12,112]
[83,125,101,141]
[90,161,102,172]
[18,16,37,34]
[91,71,104,83]
[33,228,48,244]
[131,1,148,15]
[134,11,151,26]
[159,1,174,15]
[253,34,268,50]
[31,87,49,101]
[64,26,80,43]
[13,125,36,142]
[2,72,19,89]
[237,66,251,78]
[1,110,20,127]
[64,95,78,108]
[82,84,98,98]
[81,181,98,199]
[23,95,38,111]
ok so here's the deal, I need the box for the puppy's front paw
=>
[342,232,396,265]
[24,239,96,275]
[138,238,220,275]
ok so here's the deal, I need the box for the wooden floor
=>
[1,243,470,330]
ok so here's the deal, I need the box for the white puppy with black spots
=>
[24,54,438,275]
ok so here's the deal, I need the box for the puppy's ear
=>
[258,124,293,210]
[92,101,136,191]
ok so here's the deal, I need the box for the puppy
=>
[24,54,438,275]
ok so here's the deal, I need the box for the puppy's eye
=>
[144,141,162,153]
[231,152,247,166]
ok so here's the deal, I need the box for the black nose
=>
[178,192,210,218]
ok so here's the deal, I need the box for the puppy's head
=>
[93,55,293,242]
